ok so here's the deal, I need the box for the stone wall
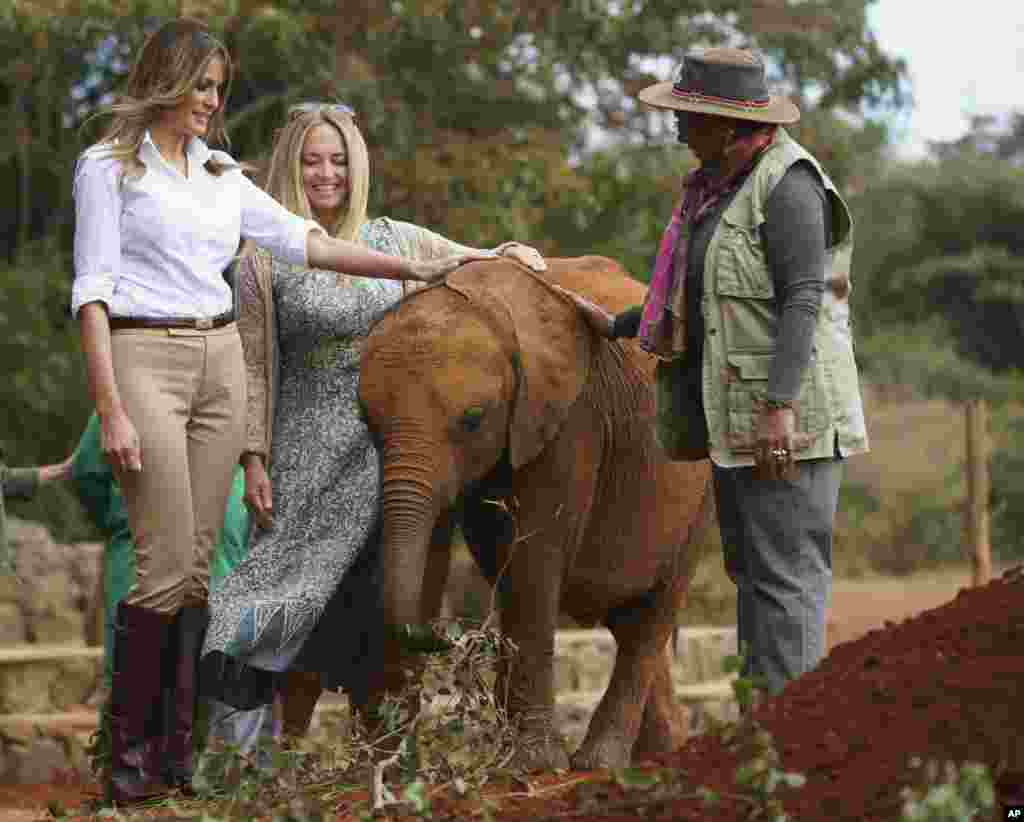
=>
[552,628,739,748]
[0,519,104,783]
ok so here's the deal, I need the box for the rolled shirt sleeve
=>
[71,152,123,317]
[237,174,324,267]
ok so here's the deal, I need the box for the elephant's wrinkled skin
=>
[358,256,713,771]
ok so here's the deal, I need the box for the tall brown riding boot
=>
[161,604,209,793]
[108,603,173,805]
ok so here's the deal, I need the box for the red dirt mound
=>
[644,564,1024,822]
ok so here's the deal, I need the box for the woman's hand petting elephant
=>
[404,241,546,284]
[407,251,499,284]
[495,241,548,272]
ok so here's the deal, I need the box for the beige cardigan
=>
[237,217,477,461]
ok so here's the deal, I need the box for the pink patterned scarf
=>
[638,127,777,358]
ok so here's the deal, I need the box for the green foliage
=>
[902,505,965,567]
[0,243,95,542]
[900,758,995,822]
[849,134,1024,570]
[856,327,1024,404]
[539,143,692,282]
[990,413,1024,562]
[711,646,806,822]
[85,700,115,805]
[931,112,1024,165]
[853,153,1024,376]
[3,0,907,258]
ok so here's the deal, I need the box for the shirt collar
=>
[140,129,214,172]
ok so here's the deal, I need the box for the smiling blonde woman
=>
[197,101,547,764]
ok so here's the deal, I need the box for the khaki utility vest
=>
[701,129,869,467]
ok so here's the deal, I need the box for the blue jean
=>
[713,457,842,695]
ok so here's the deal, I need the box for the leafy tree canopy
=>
[0,0,906,538]
[3,0,906,257]
[853,150,1024,390]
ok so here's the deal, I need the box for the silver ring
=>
[771,448,789,459]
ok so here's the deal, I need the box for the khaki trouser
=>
[111,324,245,615]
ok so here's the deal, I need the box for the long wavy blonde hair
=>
[90,17,234,180]
[261,107,370,242]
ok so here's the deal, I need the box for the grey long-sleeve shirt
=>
[612,161,831,403]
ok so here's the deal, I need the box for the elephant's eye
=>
[460,406,486,432]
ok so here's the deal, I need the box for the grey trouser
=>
[713,457,842,695]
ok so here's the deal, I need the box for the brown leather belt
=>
[108,312,235,331]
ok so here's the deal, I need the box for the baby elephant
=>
[358,256,713,770]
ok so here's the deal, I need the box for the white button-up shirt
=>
[71,131,319,319]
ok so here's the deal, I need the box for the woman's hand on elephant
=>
[495,241,547,272]
[242,454,274,529]
[550,285,615,339]
[753,406,797,481]
[408,251,499,284]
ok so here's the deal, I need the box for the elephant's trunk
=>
[377,431,447,630]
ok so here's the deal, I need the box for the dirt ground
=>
[0,564,1011,821]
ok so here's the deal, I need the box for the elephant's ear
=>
[447,261,594,469]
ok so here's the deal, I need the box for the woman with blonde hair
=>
[71,17,489,804]
[197,102,545,763]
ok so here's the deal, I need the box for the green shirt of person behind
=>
[70,413,251,688]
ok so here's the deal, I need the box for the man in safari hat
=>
[559,46,869,696]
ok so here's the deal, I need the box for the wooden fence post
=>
[964,398,992,586]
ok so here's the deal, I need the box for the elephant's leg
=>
[497,546,570,772]
[632,644,689,761]
[489,484,575,770]
[572,588,681,770]
[489,408,606,772]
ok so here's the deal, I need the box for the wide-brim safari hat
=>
[637,47,800,125]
